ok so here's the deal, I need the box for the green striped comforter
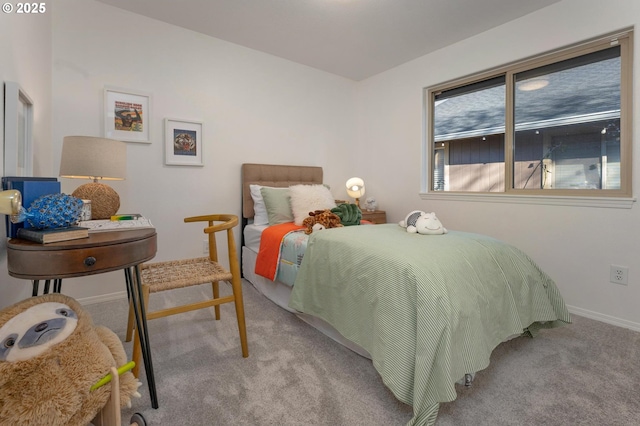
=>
[288,224,571,426]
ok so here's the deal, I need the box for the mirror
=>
[3,81,34,176]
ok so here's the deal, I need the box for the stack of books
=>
[15,215,154,243]
[16,226,89,244]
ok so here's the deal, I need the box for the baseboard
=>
[567,304,640,332]
[78,291,128,305]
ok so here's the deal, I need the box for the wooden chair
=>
[126,214,248,377]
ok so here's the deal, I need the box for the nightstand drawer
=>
[7,230,157,279]
[361,210,386,224]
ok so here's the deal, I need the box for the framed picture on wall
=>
[3,81,34,176]
[104,86,151,143]
[164,118,203,166]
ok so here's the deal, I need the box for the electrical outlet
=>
[202,240,209,255]
[610,265,628,285]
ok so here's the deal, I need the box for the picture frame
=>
[3,81,34,176]
[104,86,151,143]
[164,118,204,166]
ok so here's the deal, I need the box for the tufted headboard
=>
[241,163,323,221]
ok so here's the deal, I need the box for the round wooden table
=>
[7,228,160,409]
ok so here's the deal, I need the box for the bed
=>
[240,163,571,426]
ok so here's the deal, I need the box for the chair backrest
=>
[184,214,239,271]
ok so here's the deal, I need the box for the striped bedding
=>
[288,224,571,426]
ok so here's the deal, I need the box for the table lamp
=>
[346,177,365,207]
[59,136,126,219]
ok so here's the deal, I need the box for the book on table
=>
[16,226,90,244]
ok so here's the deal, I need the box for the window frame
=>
[423,30,634,207]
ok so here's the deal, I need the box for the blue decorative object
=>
[15,193,84,229]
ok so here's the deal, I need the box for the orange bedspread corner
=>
[255,222,305,280]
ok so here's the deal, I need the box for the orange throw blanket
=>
[255,222,305,280]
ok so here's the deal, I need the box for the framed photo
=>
[3,81,34,176]
[104,86,151,143]
[164,118,203,166]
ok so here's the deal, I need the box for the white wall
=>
[0,9,52,304]
[42,0,356,303]
[356,0,640,329]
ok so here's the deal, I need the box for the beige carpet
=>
[85,280,640,425]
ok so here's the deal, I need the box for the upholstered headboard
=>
[241,163,323,220]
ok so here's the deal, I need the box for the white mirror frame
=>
[3,81,34,176]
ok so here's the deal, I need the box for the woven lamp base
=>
[72,182,120,220]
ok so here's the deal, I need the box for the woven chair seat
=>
[141,257,233,293]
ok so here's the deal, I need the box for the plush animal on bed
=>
[331,203,362,226]
[302,209,344,234]
[399,210,447,235]
[0,293,141,426]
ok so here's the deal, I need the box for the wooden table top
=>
[7,228,157,279]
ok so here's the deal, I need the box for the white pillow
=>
[289,184,336,226]
[249,184,269,226]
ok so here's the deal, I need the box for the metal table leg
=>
[124,266,158,409]
[33,279,62,295]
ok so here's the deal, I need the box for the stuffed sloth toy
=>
[0,293,141,426]
[302,209,344,234]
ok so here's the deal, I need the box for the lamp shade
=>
[346,177,366,199]
[59,136,126,181]
[59,136,127,219]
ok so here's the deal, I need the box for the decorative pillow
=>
[249,184,269,226]
[289,184,337,226]
[260,186,293,225]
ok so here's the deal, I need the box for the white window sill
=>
[419,192,637,209]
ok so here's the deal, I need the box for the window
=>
[426,31,632,199]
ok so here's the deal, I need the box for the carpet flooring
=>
[84,280,640,425]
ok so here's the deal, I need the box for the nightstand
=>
[361,210,386,224]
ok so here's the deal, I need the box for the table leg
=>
[31,279,63,296]
[124,266,158,409]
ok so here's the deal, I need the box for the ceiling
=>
[96,0,561,81]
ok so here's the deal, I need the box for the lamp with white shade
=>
[346,177,365,207]
[59,136,126,220]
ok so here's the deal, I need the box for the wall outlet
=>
[610,265,628,285]
[202,240,209,255]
